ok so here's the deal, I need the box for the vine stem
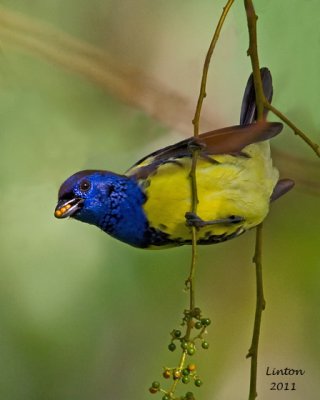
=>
[244,0,320,158]
[244,1,319,399]
[244,1,266,399]
[244,0,264,121]
[186,149,200,314]
[187,0,234,336]
[265,103,320,157]
[246,223,265,400]
[168,352,187,396]
[167,3,235,398]
[180,2,235,396]
[193,0,235,137]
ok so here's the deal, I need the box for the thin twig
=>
[244,0,265,121]
[266,103,320,157]
[160,1,236,398]
[244,2,266,399]
[193,0,235,137]
[244,1,319,399]
[244,0,320,158]
[186,148,200,314]
[177,1,235,397]
[187,0,234,334]
[246,224,265,400]
[168,351,187,396]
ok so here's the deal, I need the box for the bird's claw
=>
[185,212,245,228]
[185,212,206,228]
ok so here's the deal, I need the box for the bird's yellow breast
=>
[140,142,278,242]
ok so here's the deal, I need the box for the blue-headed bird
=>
[54,68,294,248]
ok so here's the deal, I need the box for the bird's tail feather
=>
[240,67,273,125]
[240,68,295,200]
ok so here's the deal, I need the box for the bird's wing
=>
[126,121,283,180]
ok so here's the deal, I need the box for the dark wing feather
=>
[126,122,283,179]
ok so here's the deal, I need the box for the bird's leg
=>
[185,212,245,228]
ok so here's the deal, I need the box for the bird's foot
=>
[185,212,207,228]
[185,212,245,228]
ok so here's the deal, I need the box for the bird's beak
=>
[54,198,84,219]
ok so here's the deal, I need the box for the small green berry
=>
[194,379,203,387]
[182,368,190,376]
[162,395,170,400]
[151,381,160,389]
[173,329,182,338]
[182,376,190,384]
[181,341,188,350]
[185,392,195,399]
[195,321,202,329]
[187,342,196,356]
[201,318,211,326]
[202,341,209,349]
[168,343,176,352]
[187,347,195,356]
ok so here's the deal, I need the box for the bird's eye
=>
[79,179,91,192]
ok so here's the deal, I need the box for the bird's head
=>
[54,170,123,227]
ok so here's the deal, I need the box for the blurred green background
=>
[0,1,319,399]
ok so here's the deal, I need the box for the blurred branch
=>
[272,148,320,197]
[0,5,207,134]
[0,5,319,195]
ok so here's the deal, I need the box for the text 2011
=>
[270,382,296,391]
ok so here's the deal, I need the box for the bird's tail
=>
[240,67,273,125]
[240,68,295,200]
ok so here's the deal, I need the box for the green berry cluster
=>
[149,364,203,398]
[167,314,211,356]
[149,310,210,399]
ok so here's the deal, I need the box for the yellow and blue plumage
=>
[128,141,278,244]
[54,68,294,248]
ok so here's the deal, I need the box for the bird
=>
[54,68,294,249]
